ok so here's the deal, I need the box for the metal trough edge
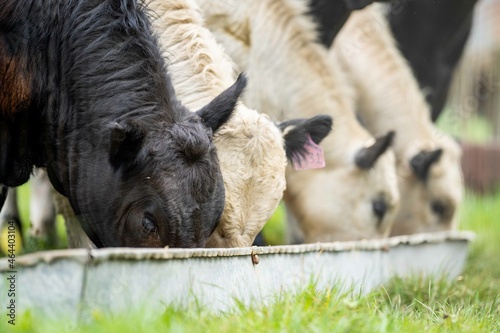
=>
[0,230,475,322]
[1,230,475,268]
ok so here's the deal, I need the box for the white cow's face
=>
[204,112,333,248]
[205,111,288,248]
[391,136,463,236]
[285,138,400,243]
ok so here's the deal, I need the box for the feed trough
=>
[0,230,474,322]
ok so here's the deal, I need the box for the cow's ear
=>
[109,121,145,171]
[278,115,333,161]
[410,149,443,181]
[355,131,395,170]
[197,73,247,133]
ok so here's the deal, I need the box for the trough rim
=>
[0,230,475,269]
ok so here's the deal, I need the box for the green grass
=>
[261,202,286,245]
[2,190,499,333]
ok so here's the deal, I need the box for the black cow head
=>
[78,75,247,248]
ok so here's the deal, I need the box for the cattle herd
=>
[0,0,476,250]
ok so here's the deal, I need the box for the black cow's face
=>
[80,75,247,248]
[109,117,225,248]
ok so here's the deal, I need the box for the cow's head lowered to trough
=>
[283,127,400,243]
[0,0,247,249]
[76,76,248,248]
[391,134,463,236]
[204,113,333,248]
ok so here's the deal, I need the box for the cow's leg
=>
[0,188,22,235]
[29,169,57,243]
[52,190,95,249]
[284,205,304,245]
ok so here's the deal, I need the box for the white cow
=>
[148,0,332,247]
[331,4,464,235]
[195,0,401,242]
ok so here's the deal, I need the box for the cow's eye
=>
[431,200,447,218]
[142,216,157,233]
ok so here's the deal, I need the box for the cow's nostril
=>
[372,199,387,221]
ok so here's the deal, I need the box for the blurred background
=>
[441,0,500,194]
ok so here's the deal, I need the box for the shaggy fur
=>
[195,0,401,242]
[149,0,333,247]
[147,0,288,247]
[0,0,244,247]
[331,4,464,235]
[33,0,330,248]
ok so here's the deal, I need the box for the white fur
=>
[331,4,464,235]
[149,0,288,247]
[195,0,401,242]
[28,169,56,239]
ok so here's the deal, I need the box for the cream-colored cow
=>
[148,0,332,247]
[331,4,464,235]
[195,0,401,242]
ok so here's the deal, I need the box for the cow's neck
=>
[333,4,435,158]
[229,0,373,166]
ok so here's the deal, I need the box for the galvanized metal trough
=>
[0,230,474,322]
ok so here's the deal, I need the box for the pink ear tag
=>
[292,135,326,171]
